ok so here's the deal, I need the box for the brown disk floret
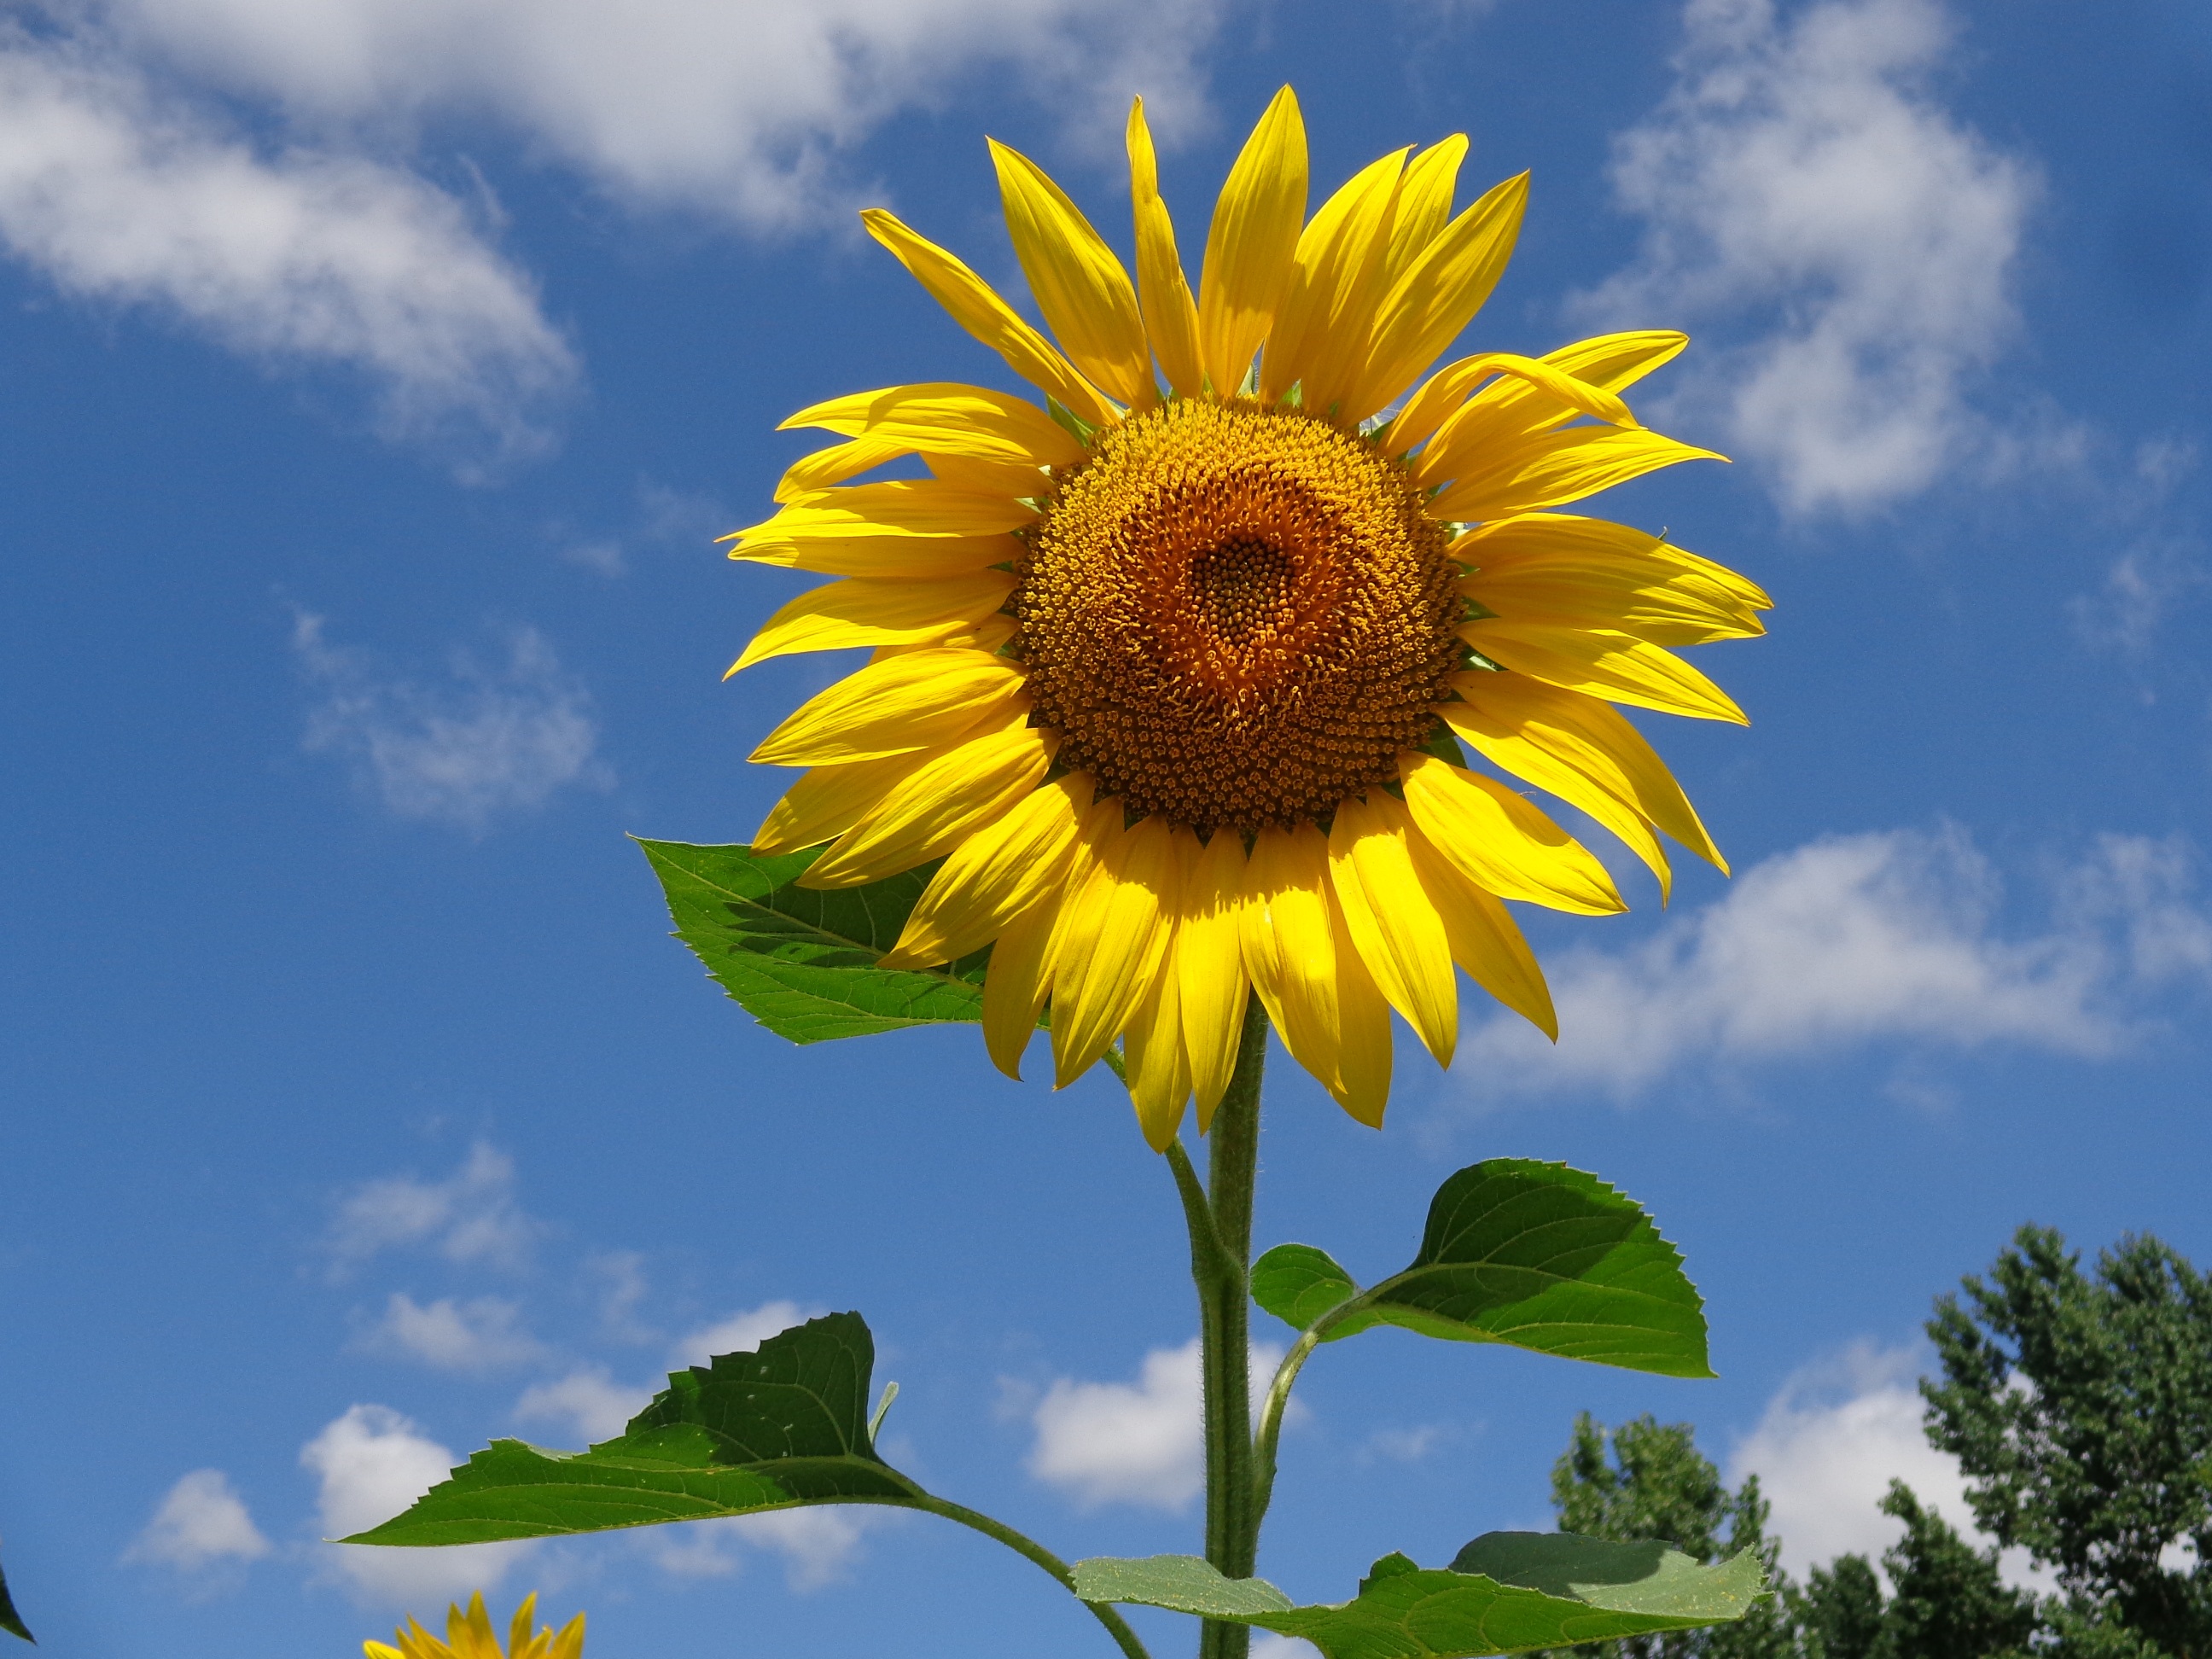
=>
[1015,398,1461,833]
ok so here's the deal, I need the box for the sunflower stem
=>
[1190,995,1268,1659]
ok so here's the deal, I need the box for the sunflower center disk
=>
[1015,399,1461,834]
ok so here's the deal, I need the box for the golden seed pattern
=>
[1015,399,1459,832]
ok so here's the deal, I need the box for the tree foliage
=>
[1924,1224,2212,1658]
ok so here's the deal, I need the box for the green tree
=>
[1800,1553,1883,1659]
[1877,1481,2037,1659]
[1924,1225,2212,1657]
[1542,1412,1796,1659]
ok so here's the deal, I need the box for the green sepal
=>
[344,1313,927,1545]
[636,840,996,1045]
[1046,397,1099,448]
[1251,1243,1359,1330]
[1253,1160,1713,1379]
[1415,719,1471,767]
[1073,1531,1768,1659]
[0,1554,31,1644]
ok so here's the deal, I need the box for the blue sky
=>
[3,0,2209,1652]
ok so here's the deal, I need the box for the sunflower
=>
[364,1592,583,1659]
[726,87,1767,1146]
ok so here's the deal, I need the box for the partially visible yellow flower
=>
[727,86,1768,1145]
[364,1592,583,1659]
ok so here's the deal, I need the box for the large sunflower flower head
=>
[364,1592,584,1659]
[726,88,1768,1148]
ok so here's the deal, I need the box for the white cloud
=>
[94,0,1227,230]
[672,1301,821,1369]
[1027,1338,1285,1513]
[324,1142,538,1274]
[1251,1639,1322,1659]
[301,1404,534,1602]
[515,1368,653,1446]
[1580,0,2038,515]
[641,1509,876,1592]
[2069,440,2208,661]
[0,29,573,457]
[125,1469,271,1575]
[356,1293,545,1373]
[295,614,609,835]
[1455,827,2211,1099]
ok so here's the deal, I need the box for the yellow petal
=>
[1435,330,1689,454]
[549,1615,585,1659]
[456,1594,498,1659]
[1126,96,1205,400]
[749,648,1027,765]
[1390,353,1637,465]
[1124,843,1198,1150]
[1405,825,1557,1039]
[983,890,1062,1080]
[725,533,1016,579]
[1341,171,1528,425]
[1459,513,1771,612]
[1325,881,1394,1127]
[1258,147,1407,408]
[990,137,1155,410]
[365,1644,405,1659]
[1376,135,1466,298]
[884,771,1091,967]
[754,707,1023,863]
[1460,625,1748,724]
[1046,812,1181,1086]
[1458,518,1766,643]
[1328,792,1459,1067]
[924,451,1052,498]
[728,572,1015,676]
[776,435,912,501]
[729,481,1035,548]
[781,381,1081,469]
[1398,751,1627,914]
[508,1597,538,1659]
[800,724,1057,888]
[1445,670,1726,876]
[1179,828,1253,1125]
[1239,823,1344,1106]
[1429,427,1725,522]
[1198,85,1307,398]
[861,209,1117,428]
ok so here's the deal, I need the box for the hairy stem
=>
[915,1495,1153,1659]
[1191,996,1269,1659]
[1249,1324,1324,1534]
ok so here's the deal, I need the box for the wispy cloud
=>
[0,29,573,459]
[639,1509,881,1592]
[294,614,609,835]
[324,1142,538,1276]
[1580,0,2039,515]
[1455,827,2212,1100]
[1024,1338,1284,1513]
[125,1470,271,1587]
[301,1404,535,1602]
[515,1368,653,1446]
[353,1293,546,1373]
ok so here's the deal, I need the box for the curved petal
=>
[1179,827,1253,1126]
[1460,624,1749,724]
[1259,147,1407,408]
[861,209,1116,428]
[1126,96,1205,399]
[1241,822,1377,1118]
[1326,880,1394,1127]
[1459,514,1771,612]
[1398,751,1627,914]
[1429,427,1725,522]
[1122,965,1191,1150]
[1405,826,1557,1039]
[1340,171,1528,425]
[1394,354,1638,469]
[775,435,912,501]
[924,451,1054,499]
[800,723,1057,888]
[1045,812,1182,1086]
[780,381,1080,469]
[982,888,1062,1080]
[1433,330,1688,455]
[1328,791,1459,1066]
[1198,85,1307,398]
[730,481,1037,546]
[749,648,1027,765]
[883,771,1091,967]
[991,137,1155,409]
[1376,135,1466,299]
[1445,671,1726,875]
[728,572,1015,676]
[754,743,943,855]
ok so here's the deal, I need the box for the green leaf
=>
[637,840,994,1045]
[0,1552,31,1644]
[345,1313,927,1545]
[1251,1244,1359,1330]
[1074,1531,1768,1659]
[1257,1160,1712,1378]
